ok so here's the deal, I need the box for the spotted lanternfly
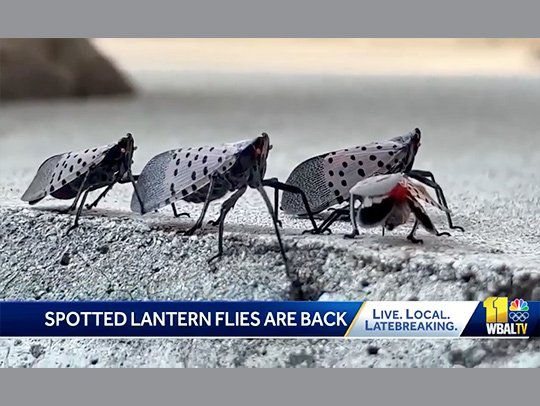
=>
[345,173,451,243]
[21,133,143,234]
[279,128,464,234]
[130,133,314,279]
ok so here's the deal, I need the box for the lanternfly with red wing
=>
[278,128,464,235]
[345,173,451,244]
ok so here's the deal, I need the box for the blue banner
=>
[0,301,361,337]
[0,299,538,338]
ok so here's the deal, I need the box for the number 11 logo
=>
[483,297,508,323]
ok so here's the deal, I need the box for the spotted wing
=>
[400,177,450,213]
[281,136,414,215]
[21,143,114,202]
[131,138,255,214]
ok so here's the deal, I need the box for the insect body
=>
[279,128,463,234]
[346,173,451,243]
[21,133,142,234]
[130,133,315,280]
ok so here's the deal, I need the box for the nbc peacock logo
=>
[509,299,529,323]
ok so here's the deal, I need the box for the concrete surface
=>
[1,71,540,367]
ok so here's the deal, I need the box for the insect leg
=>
[119,172,139,183]
[118,168,148,214]
[171,204,190,218]
[208,186,247,264]
[344,195,360,239]
[87,169,142,211]
[259,177,282,228]
[407,169,465,232]
[125,170,146,215]
[65,188,92,235]
[62,170,91,220]
[67,188,93,234]
[256,184,292,279]
[407,199,451,244]
[185,176,217,236]
[406,219,423,244]
[313,208,346,235]
[272,183,280,225]
[85,182,116,210]
[261,178,319,233]
[60,197,80,213]
[327,207,351,220]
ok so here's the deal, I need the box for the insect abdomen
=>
[182,176,230,203]
[358,197,394,227]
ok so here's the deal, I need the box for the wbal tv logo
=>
[483,297,529,335]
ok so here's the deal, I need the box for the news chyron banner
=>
[0,298,538,338]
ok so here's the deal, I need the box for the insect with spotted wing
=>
[21,133,143,234]
[278,128,464,235]
[346,173,451,243]
[130,132,318,284]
